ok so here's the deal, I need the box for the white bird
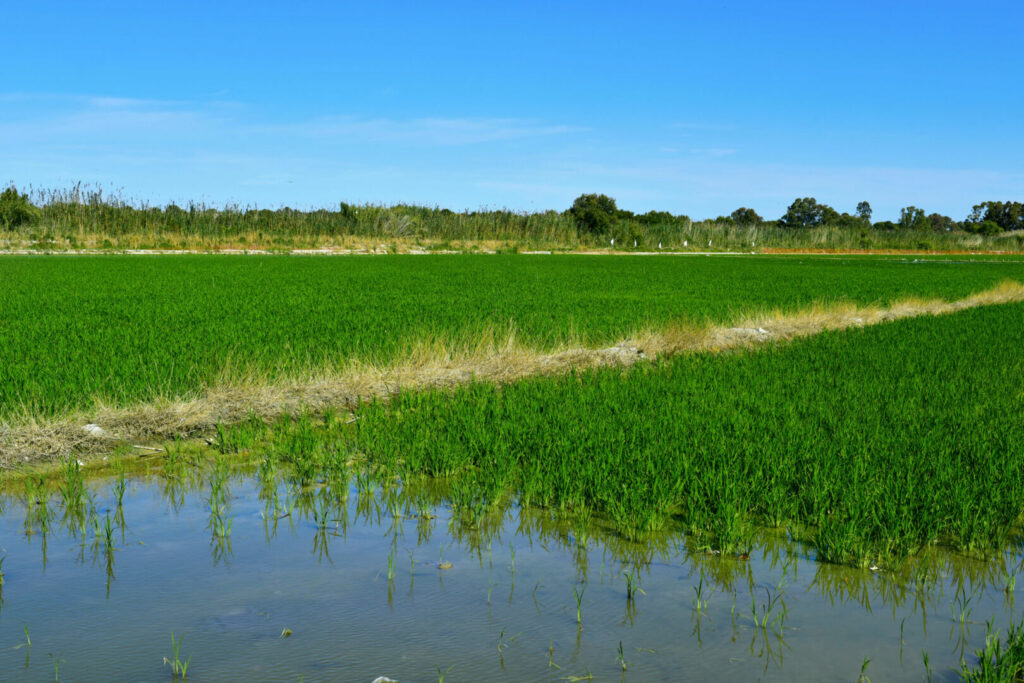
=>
[610,238,615,246]
[708,240,712,247]
[658,241,662,249]
[683,240,688,247]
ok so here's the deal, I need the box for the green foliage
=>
[966,220,1005,237]
[778,197,839,229]
[0,185,40,230]
[355,302,1024,564]
[969,201,1024,233]
[568,193,618,235]
[899,206,931,231]
[730,207,762,225]
[928,213,956,232]
[856,201,872,222]
[4,256,1024,418]
[960,619,1024,682]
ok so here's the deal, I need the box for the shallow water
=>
[0,468,1020,682]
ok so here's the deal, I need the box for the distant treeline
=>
[1,184,1022,251]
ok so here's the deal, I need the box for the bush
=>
[964,219,1004,236]
[568,194,618,236]
[0,185,39,230]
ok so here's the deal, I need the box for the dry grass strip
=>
[3,280,1023,468]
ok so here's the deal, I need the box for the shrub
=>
[0,185,39,230]
[568,194,618,236]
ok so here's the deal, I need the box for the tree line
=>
[568,193,1024,237]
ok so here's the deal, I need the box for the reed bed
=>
[3,186,1021,253]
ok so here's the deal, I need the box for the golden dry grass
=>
[3,280,1023,469]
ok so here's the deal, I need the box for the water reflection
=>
[0,458,1021,682]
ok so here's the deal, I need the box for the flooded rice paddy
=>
[0,462,1020,682]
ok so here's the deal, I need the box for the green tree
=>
[0,185,39,230]
[779,197,838,229]
[898,206,930,231]
[927,213,955,232]
[967,201,1023,232]
[856,201,872,222]
[635,210,675,225]
[568,194,618,235]
[730,207,762,225]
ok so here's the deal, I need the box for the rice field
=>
[3,253,1024,680]
[3,254,1024,418]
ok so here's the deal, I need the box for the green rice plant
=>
[58,458,85,512]
[959,618,1024,682]
[49,652,64,682]
[857,656,872,683]
[548,638,560,670]
[164,632,191,680]
[112,464,127,506]
[617,640,628,672]
[102,511,115,552]
[623,567,645,601]
[692,569,713,614]
[353,301,1024,568]
[573,582,586,627]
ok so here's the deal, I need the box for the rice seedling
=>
[573,582,586,628]
[857,656,872,683]
[14,624,31,650]
[623,566,645,601]
[386,547,396,582]
[49,652,64,682]
[164,632,191,680]
[112,465,127,507]
[692,569,713,615]
[617,640,628,672]
[959,618,1024,681]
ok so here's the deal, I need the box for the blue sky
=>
[2,1,1021,220]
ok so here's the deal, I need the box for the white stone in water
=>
[372,677,400,683]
